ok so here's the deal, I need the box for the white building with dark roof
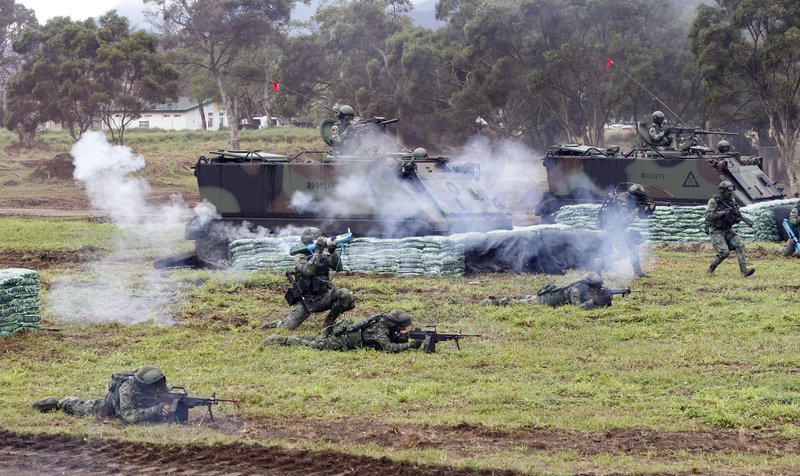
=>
[110,97,228,131]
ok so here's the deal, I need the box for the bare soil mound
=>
[0,429,515,476]
[31,153,75,181]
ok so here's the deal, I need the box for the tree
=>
[0,0,36,122]
[145,0,295,149]
[6,13,178,144]
[690,0,800,191]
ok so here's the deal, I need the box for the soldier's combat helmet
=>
[627,184,648,199]
[582,272,604,287]
[652,110,665,125]
[717,140,731,153]
[718,181,735,192]
[384,309,412,329]
[338,105,355,119]
[300,227,323,245]
[134,366,166,387]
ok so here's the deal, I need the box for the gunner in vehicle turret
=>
[330,105,356,149]
[648,111,672,148]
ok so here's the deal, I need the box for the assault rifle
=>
[289,229,353,255]
[605,288,639,297]
[135,387,238,425]
[782,219,800,254]
[719,202,754,228]
[407,326,481,353]
[284,271,311,313]
[665,127,738,137]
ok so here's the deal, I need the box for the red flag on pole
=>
[606,58,614,69]
[271,81,279,92]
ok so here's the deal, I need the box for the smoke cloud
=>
[47,132,191,325]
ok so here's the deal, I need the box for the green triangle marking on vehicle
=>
[682,171,700,187]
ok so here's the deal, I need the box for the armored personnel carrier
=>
[165,116,512,266]
[534,121,785,221]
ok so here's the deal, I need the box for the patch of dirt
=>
[30,153,75,181]
[0,247,102,269]
[658,243,709,253]
[0,428,512,476]
[241,417,800,458]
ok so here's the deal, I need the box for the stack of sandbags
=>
[341,235,466,275]
[554,199,795,243]
[0,268,40,337]
[229,237,297,272]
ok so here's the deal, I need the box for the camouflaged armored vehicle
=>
[534,121,785,221]
[168,116,512,266]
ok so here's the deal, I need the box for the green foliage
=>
[5,12,178,145]
[0,216,115,251]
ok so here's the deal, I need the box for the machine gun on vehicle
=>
[134,388,238,425]
[664,127,739,137]
[407,326,481,353]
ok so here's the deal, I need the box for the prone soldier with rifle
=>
[263,310,478,353]
[704,181,755,277]
[481,273,635,309]
[262,227,355,334]
[31,366,236,425]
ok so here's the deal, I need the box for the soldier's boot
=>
[736,251,755,277]
[260,320,281,330]
[262,335,288,346]
[632,262,646,278]
[707,252,728,275]
[779,239,796,257]
[31,396,60,413]
[322,306,348,337]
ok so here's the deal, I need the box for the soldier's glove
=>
[314,237,327,252]
[410,339,423,349]
[326,238,337,251]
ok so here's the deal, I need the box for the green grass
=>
[0,216,115,251]
[2,230,800,472]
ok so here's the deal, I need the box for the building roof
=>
[147,97,208,112]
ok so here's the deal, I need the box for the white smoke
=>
[47,132,191,325]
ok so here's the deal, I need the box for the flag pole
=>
[268,80,337,113]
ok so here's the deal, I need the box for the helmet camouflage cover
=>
[627,183,648,199]
[581,272,604,287]
[718,181,735,192]
[652,110,665,124]
[717,140,730,152]
[300,227,322,244]
[384,309,412,328]
[133,366,165,387]
[338,105,355,117]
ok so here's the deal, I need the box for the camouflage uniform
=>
[597,189,652,277]
[329,119,352,147]
[705,192,753,276]
[32,369,170,424]
[264,313,420,353]
[779,205,800,256]
[648,123,672,147]
[480,278,610,310]
[270,242,354,332]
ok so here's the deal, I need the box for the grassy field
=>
[1,215,800,474]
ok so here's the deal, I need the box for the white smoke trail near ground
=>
[47,132,190,325]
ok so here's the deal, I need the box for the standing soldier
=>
[480,272,614,309]
[779,203,800,257]
[648,111,672,147]
[263,310,422,353]
[262,227,354,334]
[705,181,755,277]
[597,183,655,278]
[31,366,173,424]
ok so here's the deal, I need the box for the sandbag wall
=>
[228,225,581,276]
[0,268,40,337]
[554,199,799,243]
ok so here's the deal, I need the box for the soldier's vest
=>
[333,314,383,348]
[295,256,333,295]
[103,370,136,416]
[707,195,736,232]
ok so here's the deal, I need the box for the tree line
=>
[1,0,798,186]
